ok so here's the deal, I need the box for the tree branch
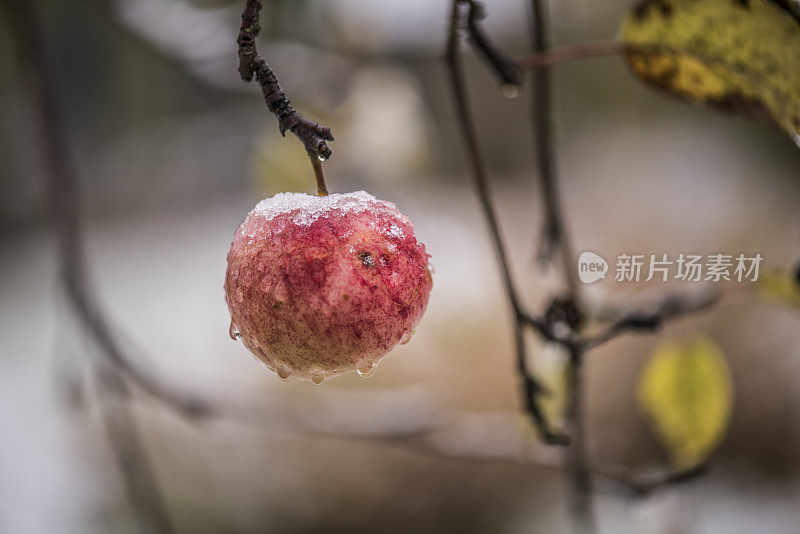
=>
[446,0,567,446]
[594,463,709,499]
[458,0,521,89]
[563,347,596,533]
[444,5,729,529]
[237,0,334,172]
[3,1,180,532]
[582,289,719,350]
[527,0,578,301]
[524,4,593,527]
[516,40,625,71]
[96,365,174,534]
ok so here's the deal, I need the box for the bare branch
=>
[446,0,567,446]
[582,289,719,350]
[526,7,597,518]
[523,4,594,525]
[3,1,180,531]
[255,398,705,502]
[563,345,596,533]
[458,0,521,88]
[528,0,578,302]
[445,3,721,524]
[96,365,174,534]
[794,256,800,285]
[237,0,334,164]
[594,463,709,499]
[516,40,625,71]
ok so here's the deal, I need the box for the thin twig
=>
[237,0,334,194]
[4,0,204,418]
[528,0,578,302]
[4,1,176,532]
[445,5,723,522]
[526,4,592,528]
[446,0,567,446]
[594,463,709,499]
[795,258,800,286]
[459,0,521,88]
[582,289,719,350]
[213,387,708,502]
[563,347,596,533]
[96,366,174,534]
[1,0,209,417]
[65,283,212,417]
[516,40,625,71]
[515,39,793,128]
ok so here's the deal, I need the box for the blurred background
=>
[2,0,800,532]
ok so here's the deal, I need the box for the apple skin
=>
[224,191,432,382]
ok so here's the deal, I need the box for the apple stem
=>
[309,153,329,196]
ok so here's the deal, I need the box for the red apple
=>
[224,191,432,383]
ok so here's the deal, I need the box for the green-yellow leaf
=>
[638,336,733,469]
[621,0,800,146]
[757,271,800,310]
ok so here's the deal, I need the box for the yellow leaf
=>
[638,337,733,469]
[757,271,800,310]
[621,0,800,146]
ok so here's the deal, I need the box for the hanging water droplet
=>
[310,370,325,385]
[427,261,435,275]
[357,360,376,378]
[229,321,241,341]
[400,329,415,345]
[502,84,520,99]
[277,365,292,380]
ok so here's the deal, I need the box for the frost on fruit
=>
[224,191,433,382]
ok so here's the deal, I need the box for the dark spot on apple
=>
[360,251,374,267]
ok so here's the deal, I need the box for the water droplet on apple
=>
[310,370,325,385]
[357,360,376,378]
[229,321,241,341]
[400,329,415,345]
[277,365,292,380]
[502,84,520,99]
